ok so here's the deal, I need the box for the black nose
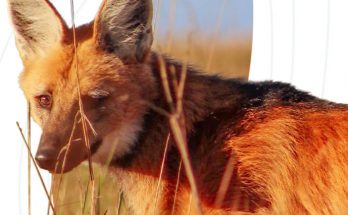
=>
[35,148,57,170]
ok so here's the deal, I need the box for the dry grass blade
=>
[231,182,241,211]
[168,117,202,214]
[214,156,236,208]
[157,54,203,214]
[116,192,123,215]
[0,34,12,63]
[90,179,97,215]
[70,0,97,214]
[74,169,86,214]
[171,160,182,215]
[69,0,94,181]
[82,178,91,214]
[46,2,83,212]
[27,101,31,215]
[158,55,175,112]
[206,0,228,72]
[165,0,177,52]
[186,193,193,215]
[96,179,102,214]
[52,111,80,212]
[47,175,54,215]
[16,122,55,214]
[146,101,171,118]
[153,133,171,215]
[176,59,187,114]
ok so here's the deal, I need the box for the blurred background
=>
[153,0,253,78]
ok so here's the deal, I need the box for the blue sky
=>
[155,0,253,39]
[40,0,253,40]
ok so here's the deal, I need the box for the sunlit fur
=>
[9,0,348,214]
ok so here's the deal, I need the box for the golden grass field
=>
[49,39,252,215]
[157,38,251,78]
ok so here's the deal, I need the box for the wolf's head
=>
[9,0,156,173]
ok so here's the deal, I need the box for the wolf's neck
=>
[106,52,250,213]
[109,52,244,174]
[148,52,245,125]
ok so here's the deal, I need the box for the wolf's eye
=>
[35,95,52,109]
[88,89,110,102]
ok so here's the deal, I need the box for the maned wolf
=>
[8,0,348,214]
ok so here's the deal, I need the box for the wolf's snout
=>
[35,147,57,170]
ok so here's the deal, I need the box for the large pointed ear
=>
[8,0,67,60]
[94,0,153,63]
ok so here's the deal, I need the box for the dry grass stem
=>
[74,169,86,214]
[70,0,97,214]
[116,192,123,215]
[53,111,80,212]
[82,178,91,214]
[165,0,177,52]
[171,160,182,215]
[176,58,187,114]
[186,193,193,215]
[157,52,203,214]
[153,133,171,215]
[214,156,236,208]
[158,55,175,112]
[47,175,54,215]
[27,101,32,215]
[16,122,55,213]
[206,0,228,71]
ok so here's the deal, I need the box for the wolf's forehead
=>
[31,46,74,74]
[25,41,122,94]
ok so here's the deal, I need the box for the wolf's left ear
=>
[94,0,153,63]
[8,0,67,61]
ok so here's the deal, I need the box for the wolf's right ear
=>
[8,0,67,61]
[94,0,153,63]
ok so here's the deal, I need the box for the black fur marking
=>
[234,81,318,108]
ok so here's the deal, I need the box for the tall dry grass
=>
[157,38,251,79]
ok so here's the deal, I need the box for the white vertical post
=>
[250,0,348,103]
